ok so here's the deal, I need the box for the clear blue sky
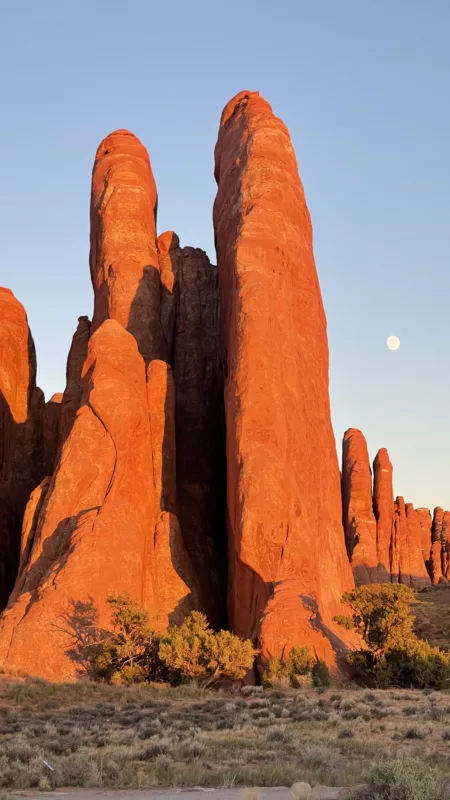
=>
[1,1,449,510]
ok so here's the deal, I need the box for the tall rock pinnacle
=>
[405,502,431,587]
[89,130,161,362]
[341,428,378,584]
[213,90,359,666]
[0,289,44,611]
[60,316,91,444]
[373,448,395,581]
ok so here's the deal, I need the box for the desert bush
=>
[312,660,330,687]
[158,611,255,686]
[378,641,450,690]
[336,584,450,689]
[335,584,416,658]
[353,758,443,800]
[62,595,164,683]
[265,646,314,687]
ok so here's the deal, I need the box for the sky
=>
[0,1,449,510]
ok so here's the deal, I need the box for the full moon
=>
[387,335,400,351]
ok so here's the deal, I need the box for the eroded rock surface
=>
[416,507,432,562]
[432,507,445,542]
[372,448,394,582]
[145,359,199,630]
[213,90,359,665]
[0,321,155,679]
[429,540,444,584]
[0,288,44,611]
[60,316,90,444]
[156,232,226,626]
[43,393,62,476]
[89,130,161,361]
[441,511,450,579]
[405,503,431,587]
[341,429,378,584]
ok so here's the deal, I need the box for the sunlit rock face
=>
[2,96,445,681]
[341,428,378,585]
[0,289,44,612]
[213,90,360,668]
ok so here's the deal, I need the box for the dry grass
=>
[413,585,450,649]
[1,678,450,791]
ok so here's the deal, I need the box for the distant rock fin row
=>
[342,427,448,587]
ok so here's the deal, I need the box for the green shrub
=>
[312,660,330,687]
[265,656,289,685]
[265,646,314,687]
[158,611,255,686]
[334,583,416,658]
[354,758,443,800]
[378,641,450,690]
[336,584,450,689]
[62,595,164,684]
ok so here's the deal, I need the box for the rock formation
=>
[341,429,378,584]
[89,130,161,362]
[432,507,445,542]
[0,289,44,611]
[0,321,156,679]
[373,448,394,582]
[441,511,450,579]
[416,507,432,561]
[213,90,359,666]
[17,477,51,585]
[155,232,227,624]
[405,503,431,587]
[390,498,431,588]
[145,359,199,630]
[391,497,405,583]
[429,540,444,584]
[43,393,62,476]
[60,316,90,444]
[2,95,447,681]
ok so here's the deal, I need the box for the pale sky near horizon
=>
[1,1,449,510]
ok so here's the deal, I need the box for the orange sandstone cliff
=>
[213,91,359,666]
[2,93,445,681]
[0,289,44,610]
[341,429,378,584]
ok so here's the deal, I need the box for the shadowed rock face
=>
[373,448,394,582]
[441,511,450,579]
[391,498,431,588]
[0,288,44,611]
[429,540,445,584]
[0,321,155,679]
[416,507,432,560]
[43,393,63,476]
[432,507,445,543]
[145,359,200,630]
[60,316,91,444]
[405,503,431,587]
[89,130,161,362]
[157,232,227,627]
[213,90,359,666]
[341,429,378,584]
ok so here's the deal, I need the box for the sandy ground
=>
[8,786,353,800]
